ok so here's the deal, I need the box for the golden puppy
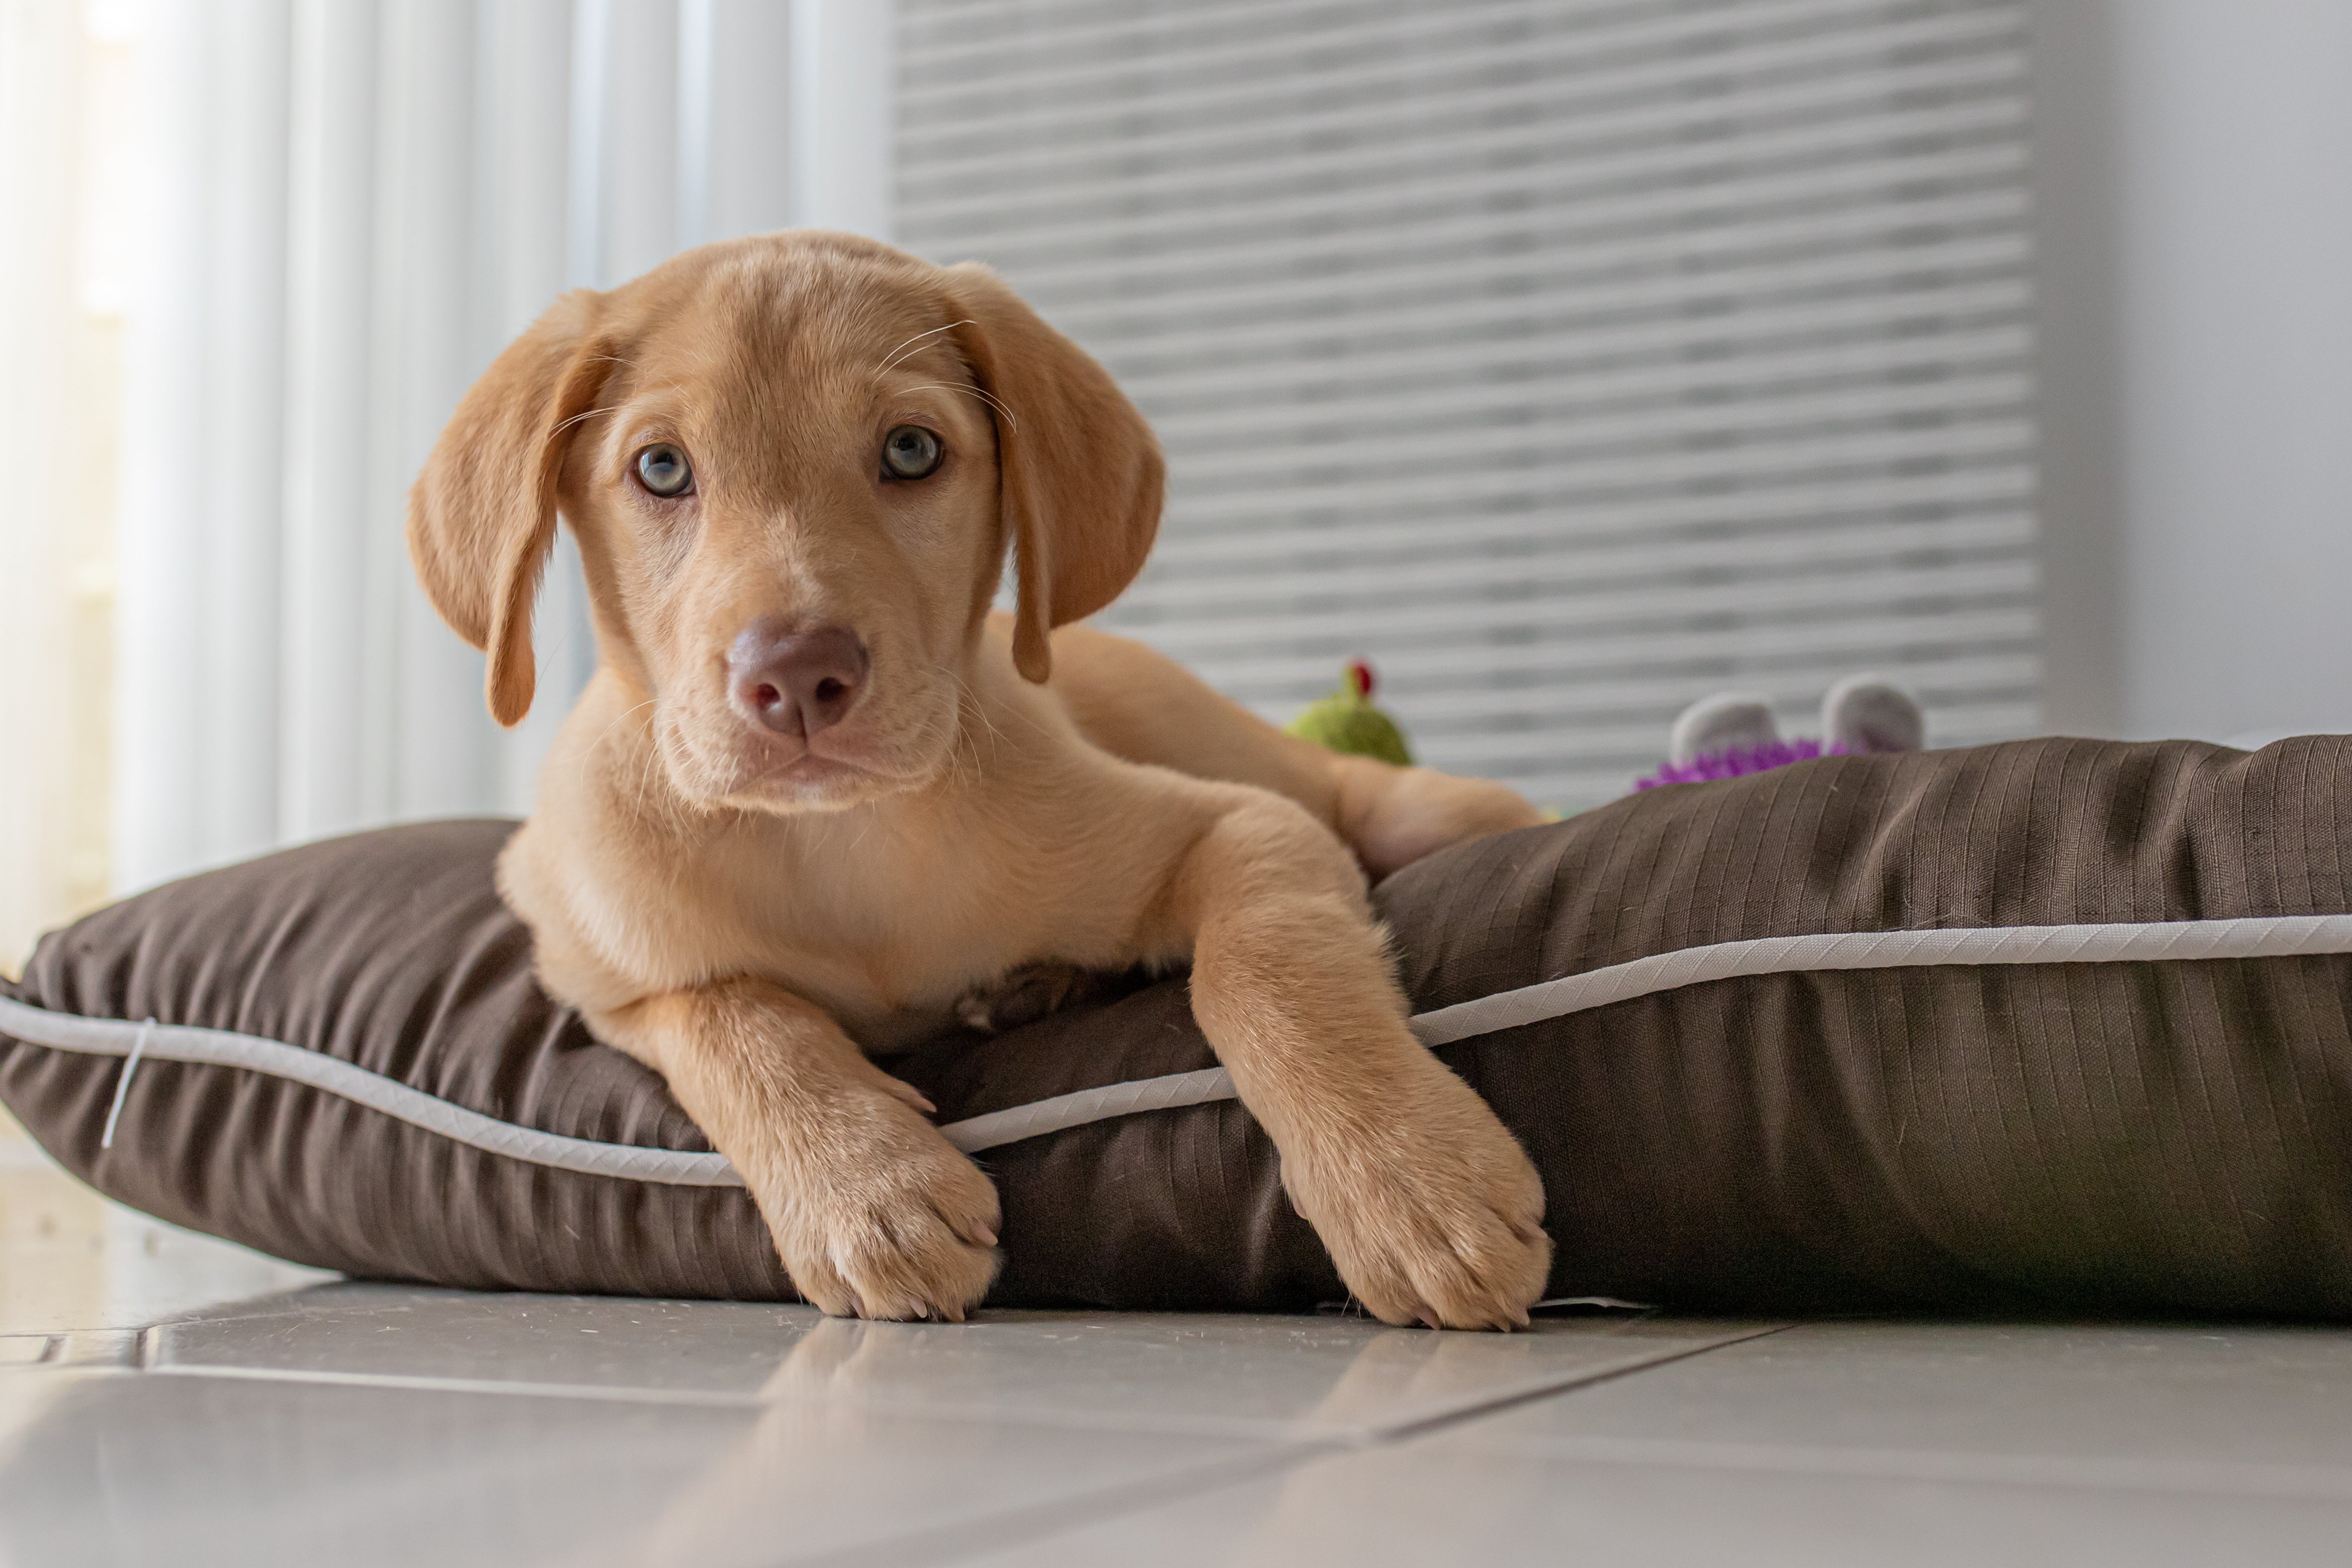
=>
[407,231,1550,1327]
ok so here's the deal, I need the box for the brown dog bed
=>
[7,734,2352,1317]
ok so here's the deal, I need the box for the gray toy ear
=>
[1822,675,1925,754]
[1669,692,1781,767]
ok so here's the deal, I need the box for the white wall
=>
[2033,0,2352,743]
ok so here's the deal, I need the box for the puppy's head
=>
[406,232,1162,813]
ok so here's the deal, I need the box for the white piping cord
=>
[950,913,2352,1149]
[0,997,743,1187]
[937,1067,1237,1155]
[7,912,2352,1178]
[1408,913,2352,1046]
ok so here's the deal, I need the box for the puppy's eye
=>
[880,424,943,481]
[634,443,694,497]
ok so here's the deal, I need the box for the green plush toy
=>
[1286,658,1414,766]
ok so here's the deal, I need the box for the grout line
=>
[145,1362,771,1410]
[133,1362,1320,1444]
[1360,1321,1797,1448]
[139,1361,1279,1439]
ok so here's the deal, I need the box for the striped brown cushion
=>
[6,734,2352,1316]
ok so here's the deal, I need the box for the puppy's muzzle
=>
[728,619,870,739]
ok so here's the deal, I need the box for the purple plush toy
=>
[1636,675,1925,790]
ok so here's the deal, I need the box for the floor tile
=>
[956,1439,2352,1568]
[1425,1320,2352,1486]
[147,1284,814,1402]
[0,1161,332,1332]
[149,1283,1778,1440]
[960,1320,2352,1567]
[0,1365,1279,1568]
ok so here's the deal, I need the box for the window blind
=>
[896,0,2038,809]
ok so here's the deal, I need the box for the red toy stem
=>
[1348,658,1375,700]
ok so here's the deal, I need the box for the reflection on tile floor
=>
[143,1282,1774,1440]
[0,1369,1276,1568]
[8,1152,2352,1565]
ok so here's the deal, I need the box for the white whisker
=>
[549,400,626,439]
[876,319,975,375]
[900,380,1019,432]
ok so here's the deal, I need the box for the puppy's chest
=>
[735,844,1142,1050]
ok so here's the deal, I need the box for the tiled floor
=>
[6,1147,2352,1566]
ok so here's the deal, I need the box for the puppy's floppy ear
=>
[946,264,1163,684]
[406,289,615,727]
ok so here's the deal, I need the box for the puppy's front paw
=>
[753,1096,1001,1322]
[1284,1072,1549,1331]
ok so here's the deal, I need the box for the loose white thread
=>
[98,1017,155,1151]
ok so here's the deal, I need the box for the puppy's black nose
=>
[728,620,870,737]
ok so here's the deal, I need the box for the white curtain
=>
[104,0,892,895]
[0,0,115,971]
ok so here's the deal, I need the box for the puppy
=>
[407,231,1551,1328]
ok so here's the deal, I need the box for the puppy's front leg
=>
[1167,795,1552,1329]
[597,978,1000,1321]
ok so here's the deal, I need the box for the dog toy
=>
[1637,675,1923,789]
[1287,658,1414,766]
